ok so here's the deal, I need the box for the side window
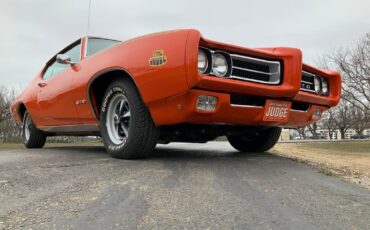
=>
[86,38,119,57]
[43,65,54,81]
[43,41,81,80]
[64,43,82,63]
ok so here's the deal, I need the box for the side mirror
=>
[56,54,75,65]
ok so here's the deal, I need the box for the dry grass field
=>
[273,141,370,189]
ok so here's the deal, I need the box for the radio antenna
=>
[86,0,92,36]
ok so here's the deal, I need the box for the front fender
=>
[84,29,194,105]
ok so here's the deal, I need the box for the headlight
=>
[198,49,208,74]
[321,78,329,95]
[314,76,321,93]
[212,53,228,77]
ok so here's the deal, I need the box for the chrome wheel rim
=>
[24,115,32,141]
[106,93,131,145]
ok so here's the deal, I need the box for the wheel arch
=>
[18,103,27,123]
[87,68,144,121]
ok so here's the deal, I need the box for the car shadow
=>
[43,143,277,161]
[151,146,274,159]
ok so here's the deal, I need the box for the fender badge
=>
[149,50,167,66]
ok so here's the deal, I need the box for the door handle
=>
[38,82,47,87]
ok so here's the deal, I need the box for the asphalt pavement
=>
[0,142,369,229]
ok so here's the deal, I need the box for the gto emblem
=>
[149,50,167,66]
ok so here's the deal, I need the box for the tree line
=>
[0,87,21,142]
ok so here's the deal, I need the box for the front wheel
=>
[100,79,159,159]
[227,127,282,153]
[23,112,47,148]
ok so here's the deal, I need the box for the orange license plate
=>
[263,100,291,122]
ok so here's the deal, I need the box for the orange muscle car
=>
[10,29,341,159]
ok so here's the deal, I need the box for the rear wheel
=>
[227,127,281,153]
[100,79,159,159]
[22,112,47,148]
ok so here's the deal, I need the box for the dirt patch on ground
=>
[273,141,370,189]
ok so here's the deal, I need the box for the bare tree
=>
[295,127,307,139]
[0,87,11,124]
[351,104,370,135]
[0,86,22,142]
[334,99,356,139]
[328,32,370,112]
[307,122,318,139]
[320,109,338,139]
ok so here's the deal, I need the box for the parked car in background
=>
[351,134,370,139]
[10,29,341,159]
[316,134,326,139]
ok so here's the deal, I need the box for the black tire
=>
[22,112,47,148]
[227,127,282,153]
[100,78,159,159]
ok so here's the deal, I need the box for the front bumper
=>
[148,89,328,128]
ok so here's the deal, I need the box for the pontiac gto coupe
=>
[11,29,341,159]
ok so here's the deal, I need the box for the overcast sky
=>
[0,0,369,89]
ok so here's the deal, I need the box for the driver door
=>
[36,40,82,127]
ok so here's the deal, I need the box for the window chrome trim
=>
[84,37,88,58]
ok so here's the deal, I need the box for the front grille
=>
[231,68,270,82]
[230,54,281,85]
[300,71,316,93]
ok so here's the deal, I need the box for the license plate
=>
[263,100,291,122]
